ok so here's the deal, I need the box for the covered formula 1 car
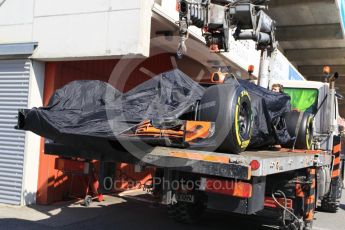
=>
[15,69,310,162]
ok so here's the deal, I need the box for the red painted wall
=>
[37,54,174,204]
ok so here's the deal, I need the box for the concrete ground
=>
[0,189,344,230]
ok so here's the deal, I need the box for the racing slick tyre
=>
[282,111,314,150]
[198,84,252,154]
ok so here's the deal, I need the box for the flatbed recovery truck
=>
[36,79,342,230]
[15,1,344,230]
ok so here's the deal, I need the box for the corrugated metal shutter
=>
[0,59,30,205]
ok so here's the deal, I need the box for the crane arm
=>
[177,0,277,57]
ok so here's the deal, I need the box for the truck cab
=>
[273,80,341,152]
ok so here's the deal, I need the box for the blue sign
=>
[339,0,345,31]
[289,66,304,81]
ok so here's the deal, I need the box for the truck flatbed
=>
[140,147,332,180]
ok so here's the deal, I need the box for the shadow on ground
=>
[0,194,276,230]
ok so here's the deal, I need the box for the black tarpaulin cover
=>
[18,69,292,160]
[22,69,205,138]
[235,79,292,148]
[20,69,207,161]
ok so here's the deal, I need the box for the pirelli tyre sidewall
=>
[199,84,252,154]
[284,111,314,150]
[304,115,314,150]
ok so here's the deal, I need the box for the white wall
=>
[0,0,154,60]
[21,60,45,205]
[0,0,34,44]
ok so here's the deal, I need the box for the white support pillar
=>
[21,60,45,205]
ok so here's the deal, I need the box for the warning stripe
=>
[333,163,340,170]
[333,144,341,153]
[305,210,314,221]
[305,198,315,220]
[334,157,341,165]
[305,195,315,204]
[332,155,341,178]
[332,170,340,178]
[331,139,341,178]
[304,168,316,221]
[333,152,340,158]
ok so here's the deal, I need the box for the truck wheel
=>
[283,111,314,150]
[304,220,313,230]
[198,84,252,154]
[167,194,206,224]
[280,220,305,230]
[320,177,343,213]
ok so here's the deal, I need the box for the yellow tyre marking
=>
[241,140,250,149]
[235,91,251,149]
[306,116,313,150]
[235,103,242,146]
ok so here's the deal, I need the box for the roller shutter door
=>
[0,59,30,204]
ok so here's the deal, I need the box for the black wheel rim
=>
[238,102,250,139]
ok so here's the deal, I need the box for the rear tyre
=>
[321,196,339,213]
[304,220,313,230]
[198,84,252,154]
[283,111,314,149]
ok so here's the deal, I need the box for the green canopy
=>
[284,88,318,113]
